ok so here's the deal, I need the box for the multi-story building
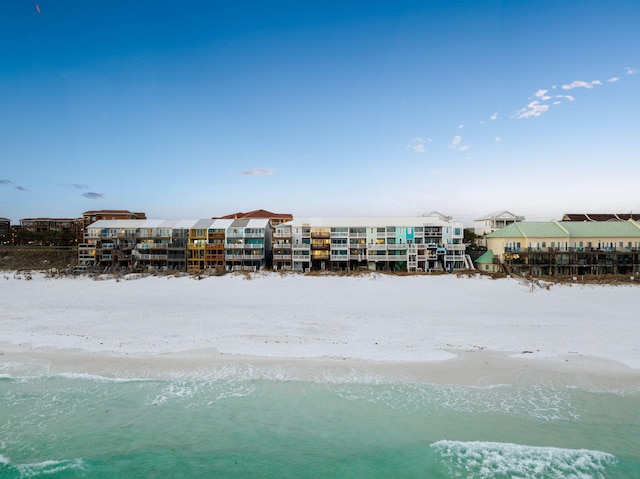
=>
[0,217,10,244]
[485,220,640,276]
[16,217,83,245]
[473,211,524,247]
[82,210,146,231]
[274,213,468,272]
[82,218,271,272]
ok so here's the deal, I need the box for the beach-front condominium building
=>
[274,213,469,272]
[83,218,271,273]
[485,219,640,276]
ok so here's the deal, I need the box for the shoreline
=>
[3,272,639,391]
[3,346,639,391]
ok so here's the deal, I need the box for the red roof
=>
[215,209,292,220]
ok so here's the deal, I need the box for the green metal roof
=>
[485,220,640,239]
[475,250,494,263]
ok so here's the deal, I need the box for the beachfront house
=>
[485,220,640,276]
[473,211,525,247]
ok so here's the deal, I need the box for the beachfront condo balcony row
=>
[79,213,468,273]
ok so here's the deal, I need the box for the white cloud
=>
[448,135,469,151]
[239,167,275,176]
[515,101,549,119]
[490,112,498,120]
[534,89,551,100]
[607,77,620,82]
[561,80,601,90]
[495,136,502,143]
[625,67,638,75]
[407,137,427,153]
[458,124,464,129]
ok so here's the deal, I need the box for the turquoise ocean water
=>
[1,361,639,478]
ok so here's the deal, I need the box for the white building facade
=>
[274,213,469,272]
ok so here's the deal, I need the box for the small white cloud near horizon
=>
[490,112,498,120]
[625,67,638,75]
[561,80,601,90]
[607,77,620,82]
[239,167,275,176]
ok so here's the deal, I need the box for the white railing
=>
[274,232,292,238]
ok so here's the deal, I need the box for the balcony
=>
[136,242,171,250]
[293,254,311,261]
[274,231,292,238]
[135,253,168,261]
[273,254,292,260]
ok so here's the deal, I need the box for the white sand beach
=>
[1,271,639,387]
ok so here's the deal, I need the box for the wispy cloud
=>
[407,137,430,153]
[625,67,638,75]
[495,137,502,143]
[515,77,597,119]
[490,112,498,121]
[239,167,275,176]
[82,192,105,199]
[561,80,601,90]
[72,183,89,190]
[449,135,469,151]
[607,77,620,83]
[2,179,27,190]
[534,89,552,100]
[515,101,549,119]
[458,124,464,129]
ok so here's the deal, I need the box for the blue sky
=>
[1,0,639,224]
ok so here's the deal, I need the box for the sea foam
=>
[431,440,616,479]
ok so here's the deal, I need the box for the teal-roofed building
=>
[475,250,500,273]
[485,220,640,276]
